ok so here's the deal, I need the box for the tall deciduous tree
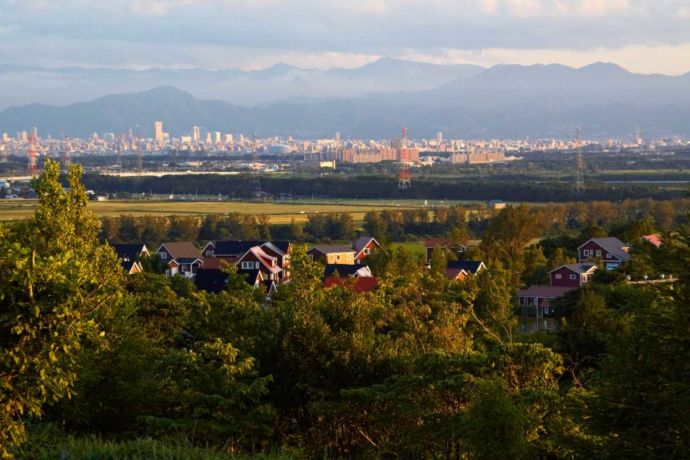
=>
[0,161,123,456]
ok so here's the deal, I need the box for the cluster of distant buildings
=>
[112,236,384,295]
[3,122,689,177]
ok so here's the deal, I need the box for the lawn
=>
[389,241,426,259]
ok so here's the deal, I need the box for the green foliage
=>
[481,205,539,286]
[0,161,124,457]
[586,225,690,459]
[3,161,690,458]
[19,427,294,459]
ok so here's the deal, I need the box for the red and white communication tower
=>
[27,132,38,177]
[63,140,73,170]
[398,127,411,190]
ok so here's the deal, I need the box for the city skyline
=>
[1,0,690,75]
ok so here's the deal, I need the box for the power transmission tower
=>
[27,132,38,177]
[398,127,412,190]
[62,140,72,171]
[575,128,586,201]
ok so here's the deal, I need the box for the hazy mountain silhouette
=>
[1,62,689,139]
[0,58,483,109]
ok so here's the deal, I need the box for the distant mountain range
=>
[0,58,483,109]
[1,60,690,139]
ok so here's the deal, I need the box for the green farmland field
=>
[0,199,427,224]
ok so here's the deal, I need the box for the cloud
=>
[0,0,688,73]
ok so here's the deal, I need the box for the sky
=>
[1,0,690,74]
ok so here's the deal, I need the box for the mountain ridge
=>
[1,62,690,139]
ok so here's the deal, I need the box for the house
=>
[259,241,292,283]
[517,263,595,333]
[578,237,630,270]
[324,276,379,293]
[550,263,597,288]
[203,240,292,283]
[323,263,377,292]
[308,245,356,265]
[353,236,380,264]
[517,285,574,332]
[487,199,507,210]
[156,242,204,278]
[324,264,373,279]
[444,260,487,281]
[236,246,282,283]
[425,238,468,264]
[111,243,149,274]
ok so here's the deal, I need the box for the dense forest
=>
[1,161,689,459]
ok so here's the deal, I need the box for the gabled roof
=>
[642,234,662,248]
[549,263,597,275]
[111,243,148,259]
[445,268,468,280]
[310,244,355,254]
[214,240,265,256]
[238,246,281,274]
[158,242,201,260]
[176,257,203,265]
[202,257,233,270]
[261,241,286,257]
[446,260,486,274]
[579,237,630,261]
[212,240,292,257]
[269,240,291,254]
[324,264,372,278]
[517,285,575,298]
[353,236,379,254]
[111,243,148,271]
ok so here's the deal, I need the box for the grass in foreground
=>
[18,433,296,460]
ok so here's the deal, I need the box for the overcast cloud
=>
[1,0,689,73]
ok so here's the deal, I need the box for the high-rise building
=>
[192,126,201,142]
[214,131,221,144]
[154,121,164,144]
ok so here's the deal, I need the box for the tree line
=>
[82,173,688,202]
[98,198,688,250]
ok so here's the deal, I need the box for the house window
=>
[241,261,254,270]
[336,254,340,260]
[159,252,167,260]
[569,274,576,280]
[596,250,602,257]
[255,261,260,269]
[555,274,562,279]
[363,248,370,255]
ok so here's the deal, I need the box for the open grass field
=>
[0,199,427,224]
